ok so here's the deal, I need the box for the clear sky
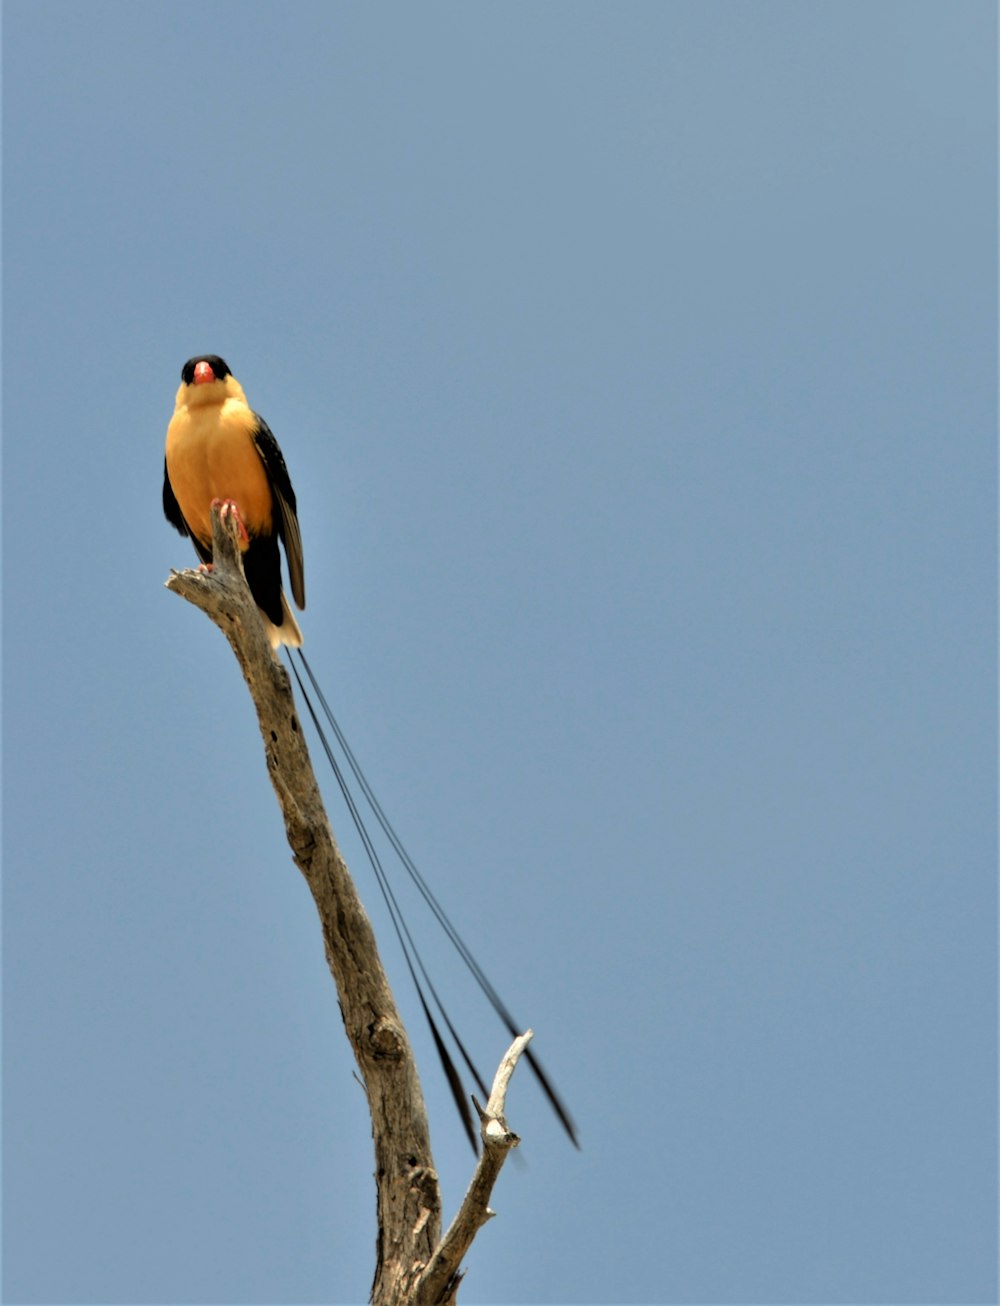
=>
[2,3,996,1304]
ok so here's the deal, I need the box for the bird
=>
[163,354,305,648]
[163,354,578,1152]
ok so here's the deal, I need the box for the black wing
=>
[251,416,305,610]
[163,459,188,536]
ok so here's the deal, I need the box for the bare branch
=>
[414,1032,533,1306]
[166,509,544,1304]
[166,507,440,1306]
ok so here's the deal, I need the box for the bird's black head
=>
[181,354,232,385]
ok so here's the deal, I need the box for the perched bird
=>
[163,354,305,648]
[162,354,578,1152]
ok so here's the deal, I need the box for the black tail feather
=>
[290,649,579,1151]
[287,655,484,1154]
[416,985,479,1154]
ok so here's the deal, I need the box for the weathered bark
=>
[165,505,527,1304]
[167,508,436,1304]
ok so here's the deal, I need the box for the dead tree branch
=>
[414,1032,532,1306]
[165,505,530,1304]
[167,508,438,1305]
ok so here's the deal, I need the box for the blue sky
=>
[2,3,996,1303]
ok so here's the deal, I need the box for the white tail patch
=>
[263,593,303,649]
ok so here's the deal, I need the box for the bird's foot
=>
[211,497,250,545]
[197,562,215,574]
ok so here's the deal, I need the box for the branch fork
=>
[414,1032,532,1306]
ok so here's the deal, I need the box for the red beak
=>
[193,360,215,385]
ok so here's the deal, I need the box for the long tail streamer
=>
[287,648,579,1152]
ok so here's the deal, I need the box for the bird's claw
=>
[211,497,250,545]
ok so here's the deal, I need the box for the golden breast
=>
[166,398,274,548]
